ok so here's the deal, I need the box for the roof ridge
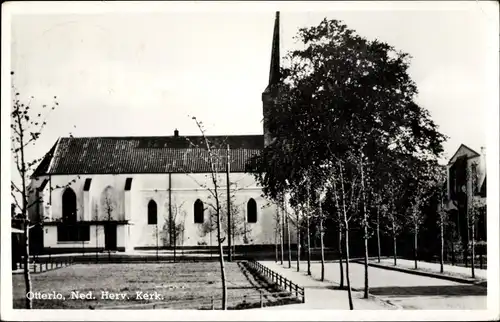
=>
[60,134,264,139]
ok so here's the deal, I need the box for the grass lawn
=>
[12,261,297,309]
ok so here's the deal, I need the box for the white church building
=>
[28,12,296,253]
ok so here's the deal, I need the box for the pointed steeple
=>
[268,11,281,87]
[262,11,281,147]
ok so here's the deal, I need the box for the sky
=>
[6,1,498,166]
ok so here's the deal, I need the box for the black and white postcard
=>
[2,1,498,321]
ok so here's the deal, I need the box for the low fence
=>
[18,256,75,274]
[244,260,305,304]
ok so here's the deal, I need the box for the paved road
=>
[271,260,487,310]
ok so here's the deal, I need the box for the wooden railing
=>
[245,260,305,303]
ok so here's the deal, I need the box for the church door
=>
[104,224,117,251]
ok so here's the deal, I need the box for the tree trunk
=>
[18,112,32,309]
[332,178,344,288]
[306,183,311,275]
[226,144,232,262]
[96,224,99,263]
[286,211,291,269]
[471,221,475,278]
[156,225,159,261]
[23,224,33,309]
[338,222,344,288]
[344,225,354,310]
[275,217,279,263]
[359,155,369,299]
[440,212,444,273]
[376,207,381,263]
[339,160,353,310]
[297,208,301,272]
[216,205,227,310]
[363,224,369,298]
[393,227,397,266]
[280,204,284,265]
[319,198,325,282]
[306,215,311,275]
[414,223,418,269]
[465,210,470,268]
[173,224,177,263]
[209,215,213,259]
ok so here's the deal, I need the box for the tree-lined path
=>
[260,260,487,310]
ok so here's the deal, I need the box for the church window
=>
[125,178,133,191]
[194,199,204,223]
[247,198,257,223]
[83,178,92,191]
[62,188,77,223]
[148,200,157,225]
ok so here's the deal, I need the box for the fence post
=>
[46,261,48,271]
[295,284,298,298]
[34,263,37,273]
[51,261,53,270]
[260,290,263,308]
[211,296,214,310]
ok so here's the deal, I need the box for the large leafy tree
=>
[248,18,446,307]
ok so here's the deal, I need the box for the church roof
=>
[34,135,263,175]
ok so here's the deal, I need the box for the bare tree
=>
[438,200,449,273]
[467,161,482,278]
[378,177,404,267]
[305,181,312,276]
[200,191,253,253]
[101,188,117,261]
[274,206,281,263]
[162,200,186,262]
[330,175,345,288]
[316,191,326,281]
[335,159,356,310]
[374,197,382,263]
[10,72,78,309]
[284,199,292,269]
[92,202,100,263]
[188,117,228,310]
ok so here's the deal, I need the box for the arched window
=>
[247,198,257,223]
[148,200,157,225]
[62,188,77,223]
[194,199,204,224]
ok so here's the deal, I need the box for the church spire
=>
[262,11,281,147]
[268,11,281,86]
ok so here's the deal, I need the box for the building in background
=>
[445,144,487,257]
